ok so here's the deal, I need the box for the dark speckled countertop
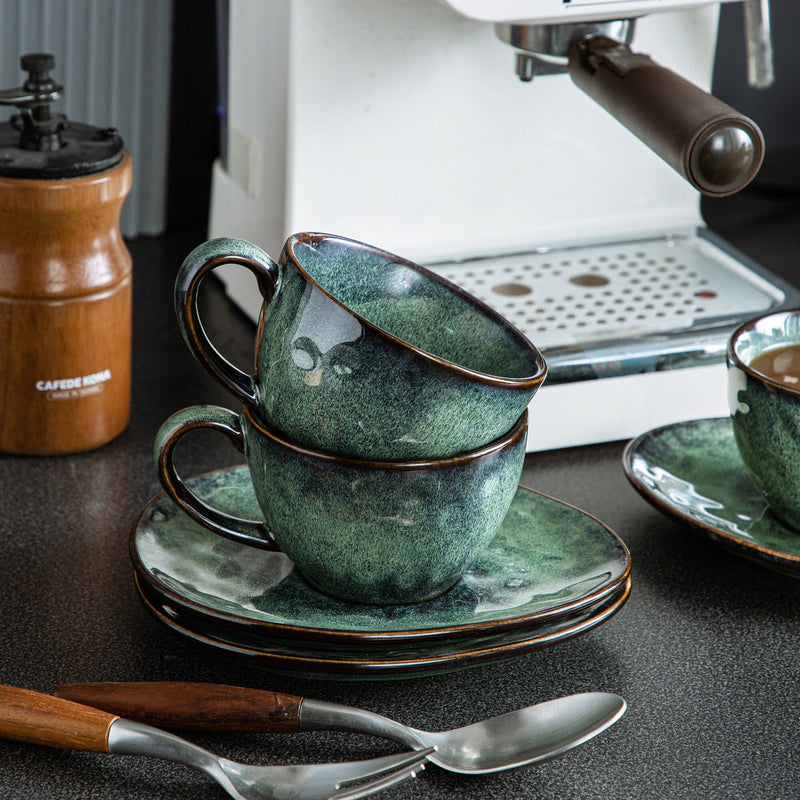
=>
[0,188,799,799]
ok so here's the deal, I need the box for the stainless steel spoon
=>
[56,681,626,774]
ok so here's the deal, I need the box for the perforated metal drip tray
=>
[427,228,800,384]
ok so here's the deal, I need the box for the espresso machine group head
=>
[209,0,798,449]
[455,0,772,197]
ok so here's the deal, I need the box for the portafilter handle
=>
[567,35,764,197]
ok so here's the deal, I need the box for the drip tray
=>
[427,228,799,383]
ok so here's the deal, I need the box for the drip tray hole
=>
[569,273,611,287]
[492,282,532,296]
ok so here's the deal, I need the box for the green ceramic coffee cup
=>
[155,404,527,605]
[727,309,800,530]
[175,233,546,460]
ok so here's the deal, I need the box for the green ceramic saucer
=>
[131,465,630,644]
[623,417,800,575]
[137,572,631,657]
[136,574,631,680]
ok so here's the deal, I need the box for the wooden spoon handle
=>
[55,681,303,733]
[0,685,118,752]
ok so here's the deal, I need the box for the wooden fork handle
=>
[0,685,118,752]
[55,681,303,733]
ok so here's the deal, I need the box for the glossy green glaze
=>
[623,417,800,575]
[133,463,630,639]
[175,234,547,460]
[728,310,800,530]
[155,405,527,605]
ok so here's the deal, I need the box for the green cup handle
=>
[175,238,281,405]
[154,405,280,551]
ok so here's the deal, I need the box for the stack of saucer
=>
[132,467,630,679]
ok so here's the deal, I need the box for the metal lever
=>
[567,36,764,197]
[0,53,65,152]
[0,53,62,108]
[743,0,774,89]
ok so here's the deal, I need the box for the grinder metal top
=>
[0,52,124,179]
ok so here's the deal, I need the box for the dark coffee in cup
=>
[749,343,800,388]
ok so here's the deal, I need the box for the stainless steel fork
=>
[0,685,431,800]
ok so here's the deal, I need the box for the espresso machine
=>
[208,0,798,450]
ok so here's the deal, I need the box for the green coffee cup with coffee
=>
[728,309,800,530]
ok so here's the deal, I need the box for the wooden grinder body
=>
[0,152,132,455]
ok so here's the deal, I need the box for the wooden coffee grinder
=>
[0,53,132,455]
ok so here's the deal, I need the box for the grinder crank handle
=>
[568,35,764,197]
[0,684,118,752]
[55,681,305,733]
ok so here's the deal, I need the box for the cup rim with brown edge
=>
[283,232,548,391]
[727,308,800,399]
[245,404,528,471]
